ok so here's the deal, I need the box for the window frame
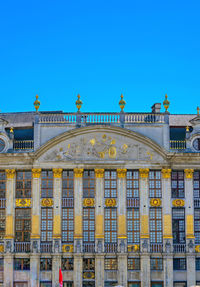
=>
[41,170,53,198]
[15,208,31,242]
[40,258,52,271]
[83,207,95,243]
[41,208,53,242]
[171,171,185,198]
[149,208,162,244]
[104,170,117,198]
[16,171,32,199]
[104,208,117,243]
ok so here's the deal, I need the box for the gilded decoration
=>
[16,199,31,207]
[83,198,95,207]
[105,198,116,207]
[184,169,194,179]
[128,244,139,252]
[53,168,63,178]
[62,244,73,252]
[161,169,171,179]
[163,215,172,239]
[141,215,149,238]
[83,272,95,280]
[5,169,15,179]
[0,245,4,253]
[172,199,185,207]
[139,168,149,178]
[41,198,53,207]
[32,168,41,178]
[186,215,195,238]
[150,198,161,207]
[74,168,83,178]
[95,169,104,178]
[195,245,200,253]
[117,169,127,178]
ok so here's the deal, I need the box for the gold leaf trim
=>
[105,198,116,207]
[74,168,84,178]
[139,168,149,178]
[95,169,104,178]
[83,198,95,207]
[41,198,53,207]
[184,169,194,179]
[62,244,73,252]
[53,168,63,178]
[16,198,31,207]
[117,169,127,178]
[6,169,15,179]
[32,168,41,178]
[172,199,185,207]
[161,169,171,178]
[150,198,161,207]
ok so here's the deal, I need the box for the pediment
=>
[36,127,167,164]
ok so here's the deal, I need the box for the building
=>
[0,94,200,287]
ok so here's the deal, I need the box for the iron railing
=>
[13,140,34,150]
[173,244,186,253]
[170,140,186,150]
[14,242,31,253]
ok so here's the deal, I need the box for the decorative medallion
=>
[117,169,127,178]
[83,272,95,279]
[16,198,31,207]
[161,169,171,179]
[5,169,15,179]
[184,169,194,179]
[108,146,117,158]
[0,244,4,253]
[32,168,41,178]
[150,198,161,207]
[172,199,185,207]
[127,244,139,252]
[41,198,53,207]
[195,245,200,253]
[95,169,104,178]
[62,244,73,252]
[139,168,149,178]
[105,198,116,207]
[74,168,84,178]
[83,198,95,207]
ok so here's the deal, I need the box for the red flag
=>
[59,268,63,287]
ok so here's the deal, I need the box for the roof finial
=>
[34,95,40,112]
[163,94,170,113]
[75,94,82,112]
[119,94,126,112]
[197,106,200,115]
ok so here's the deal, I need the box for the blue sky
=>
[0,0,200,114]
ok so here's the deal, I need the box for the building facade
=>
[0,96,200,287]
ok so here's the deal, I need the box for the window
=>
[128,283,140,287]
[196,258,200,270]
[127,208,140,244]
[105,282,118,287]
[40,258,52,271]
[41,171,53,198]
[173,283,186,287]
[62,170,74,198]
[83,208,95,243]
[105,208,117,243]
[83,258,95,271]
[149,171,161,198]
[194,171,200,198]
[63,283,73,287]
[0,209,5,240]
[0,259,3,271]
[83,283,95,287]
[150,258,163,270]
[151,283,163,287]
[14,258,30,270]
[104,171,117,198]
[0,171,6,198]
[16,171,32,198]
[14,283,28,287]
[173,258,186,270]
[41,208,53,242]
[15,209,31,242]
[127,170,139,198]
[83,170,95,198]
[194,208,200,244]
[128,258,140,270]
[172,208,185,244]
[40,282,52,287]
[149,208,162,243]
[171,171,184,198]
[104,258,117,270]
[62,258,73,270]
[62,208,74,243]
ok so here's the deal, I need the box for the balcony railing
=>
[194,198,200,208]
[0,199,6,208]
[150,243,163,253]
[14,242,31,253]
[127,198,140,208]
[170,140,186,150]
[13,140,34,151]
[173,244,186,253]
[104,243,118,253]
[62,198,74,208]
[83,243,95,253]
[40,242,52,253]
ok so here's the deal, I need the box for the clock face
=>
[193,138,200,151]
[0,138,5,152]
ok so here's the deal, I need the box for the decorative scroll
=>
[41,198,53,207]
[105,198,116,207]
[16,199,31,207]
[83,198,95,207]
[150,198,161,207]
[172,199,185,207]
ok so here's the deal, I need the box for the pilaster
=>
[74,254,83,287]
[4,254,13,287]
[74,168,83,252]
[163,255,173,287]
[30,254,40,287]
[95,169,104,252]
[52,255,61,287]
[95,254,104,287]
[140,254,150,287]
[118,254,127,287]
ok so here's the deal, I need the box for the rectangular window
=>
[0,259,3,271]
[62,170,74,198]
[14,258,30,270]
[173,283,186,287]
[104,258,117,270]
[41,171,53,198]
[40,258,52,271]
[128,258,140,270]
[0,171,6,198]
[127,208,140,244]
[15,209,31,242]
[172,208,185,244]
[149,208,162,243]
[194,208,200,244]
[62,258,73,270]
[83,258,95,271]
[171,171,184,198]
[127,170,139,198]
[104,170,117,198]
[150,258,163,270]
[128,283,140,287]
[83,170,95,198]
[63,283,73,287]
[105,208,117,243]
[194,171,200,198]
[14,283,28,287]
[151,283,163,287]
[16,171,32,198]
[62,208,74,243]
[83,208,95,243]
[41,208,53,242]
[196,258,200,270]
[82,283,95,287]
[0,209,5,240]
[149,171,161,198]
[40,282,52,287]
[173,258,186,270]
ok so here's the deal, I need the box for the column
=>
[52,255,61,287]
[139,168,150,287]
[184,169,196,286]
[74,254,83,287]
[4,254,14,287]
[162,169,173,287]
[52,168,63,253]
[117,169,127,287]
[95,169,104,287]
[30,254,40,287]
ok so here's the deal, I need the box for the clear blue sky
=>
[0,0,200,114]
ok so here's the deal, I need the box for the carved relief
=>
[150,198,161,207]
[16,198,31,207]
[172,199,185,207]
[32,168,41,178]
[83,198,95,207]
[105,198,116,207]
[41,198,53,207]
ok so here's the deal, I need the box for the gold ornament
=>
[5,169,15,179]
[161,169,171,179]
[74,168,83,178]
[184,169,194,179]
[195,245,200,252]
[32,168,41,178]
[139,168,149,178]
[0,244,4,253]
[163,94,170,112]
[83,272,95,279]
[83,198,95,207]
[119,94,126,112]
[34,94,40,112]
[95,169,104,178]
[197,106,200,115]
[117,169,127,178]
[75,94,82,112]
[150,198,161,207]
[16,199,31,207]
[105,198,116,207]
[172,199,185,207]
[62,244,73,252]
[108,146,117,158]
[127,244,139,252]
[41,198,53,207]
[53,168,63,178]
[186,126,190,132]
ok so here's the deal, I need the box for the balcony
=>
[150,243,163,253]
[127,198,139,208]
[194,198,200,207]
[14,242,31,253]
[104,243,118,253]
[40,242,52,253]
[170,140,186,150]
[13,140,34,151]
[83,243,95,253]
[0,199,6,208]
[173,244,186,253]
[62,198,74,208]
